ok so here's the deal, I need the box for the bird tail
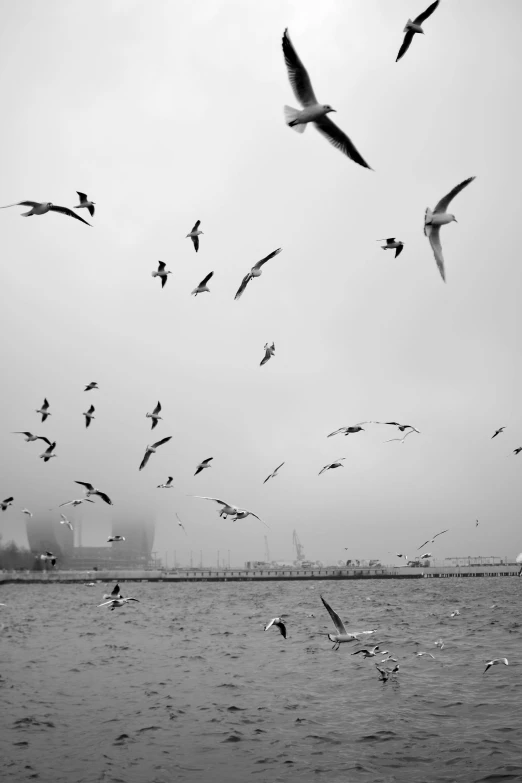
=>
[284,106,306,133]
[403,19,412,32]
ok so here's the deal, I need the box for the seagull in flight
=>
[320,594,377,650]
[1,200,92,226]
[13,432,52,445]
[40,551,56,566]
[139,436,172,471]
[21,508,33,517]
[396,1,440,62]
[385,429,418,444]
[512,447,522,456]
[176,512,187,535]
[191,496,265,525]
[84,382,98,391]
[108,535,125,542]
[377,238,404,257]
[419,552,432,559]
[191,271,213,296]
[417,529,449,550]
[327,423,369,437]
[194,457,213,476]
[186,220,203,252]
[491,427,505,439]
[98,597,139,611]
[152,261,171,288]
[351,645,381,658]
[83,405,95,428]
[40,442,57,462]
[264,617,286,638]
[59,497,95,508]
[381,422,420,433]
[234,248,282,300]
[36,398,51,422]
[157,476,174,489]
[74,481,113,505]
[424,176,476,281]
[146,401,162,430]
[74,192,95,218]
[282,29,371,169]
[0,498,13,512]
[60,514,73,531]
[319,458,345,475]
[484,658,508,674]
[263,462,285,484]
[260,342,275,367]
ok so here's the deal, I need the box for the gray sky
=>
[1,0,521,567]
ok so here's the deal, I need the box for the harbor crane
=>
[293,529,305,562]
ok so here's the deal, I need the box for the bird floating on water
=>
[107,536,125,543]
[83,405,95,428]
[424,176,476,282]
[319,458,345,476]
[194,457,213,476]
[491,427,505,439]
[157,476,174,489]
[152,262,171,289]
[40,442,57,462]
[146,401,162,430]
[74,481,113,505]
[186,220,203,252]
[60,514,73,531]
[234,248,282,300]
[263,462,285,484]
[13,432,52,445]
[320,594,376,650]
[1,200,92,226]
[36,399,51,423]
[396,0,440,62]
[191,271,213,296]
[377,238,404,257]
[264,617,287,638]
[260,342,275,367]
[139,436,172,471]
[484,658,508,674]
[74,192,95,218]
[282,29,371,169]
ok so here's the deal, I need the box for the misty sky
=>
[1,1,521,567]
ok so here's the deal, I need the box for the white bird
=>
[234,248,282,300]
[40,442,57,462]
[385,429,418,444]
[176,512,187,535]
[396,0,440,62]
[1,200,92,226]
[434,638,444,650]
[84,381,98,391]
[415,652,435,658]
[98,597,139,611]
[83,405,95,428]
[377,238,404,257]
[484,658,508,674]
[103,583,123,600]
[282,29,371,169]
[263,462,285,484]
[139,436,172,471]
[417,529,449,550]
[191,271,213,296]
[74,191,95,218]
[21,508,33,517]
[320,594,377,650]
[107,536,125,543]
[424,176,476,281]
[151,261,171,289]
[260,342,275,367]
[419,552,432,559]
[327,423,370,437]
[36,398,51,423]
[318,458,345,476]
[59,497,95,508]
[146,401,162,430]
[191,496,265,525]
[60,514,73,531]
[74,481,113,505]
[13,432,52,445]
[157,476,174,489]
[186,220,203,252]
[351,645,381,658]
[450,610,460,617]
[264,617,286,638]
[194,457,213,476]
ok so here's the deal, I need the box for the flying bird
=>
[282,29,371,169]
[419,552,432,559]
[263,462,285,484]
[319,458,345,475]
[417,529,449,551]
[13,432,52,445]
[512,447,522,456]
[351,645,381,658]
[59,497,95,508]
[21,508,33,517]
[377,238,404,257]
[260,342,275,367]
[327,423,369,437]
[234,248,282,300]
[83,405,95,428]
[98,597,139,611]
[194,457,213,476]
[475,520,479,527]
[60,514,73,531]
[176,512,187,535]
[424,176,476,281]
[139,436,172,471]
[152,261,171,288]
[381,422,420,433]
[491,427,505,439]
[36,398,51,423]
[74,192,95,218]
[484,658,508,674]
[385,429,418,444]
[396,0,440,62]
[264,617,287,638]
[1,200,92,226]
[157,476,174,489]
[320,594,376,650]
[84,382,98,391]
[191,271,213,296]
[146,401,162,429]
[108,535,125,542]
[191,496,266,525]
[186,220,203,252]
[74,481,113,505]
[40,551,56,566]
[39,442,57,462]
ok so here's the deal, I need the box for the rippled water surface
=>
[1,578,521,782]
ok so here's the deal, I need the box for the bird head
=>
[322,105,336,114]
[47,202,53,208]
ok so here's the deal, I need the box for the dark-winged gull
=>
[396,1,440,62]
[83,405,95,428]
[36,398,51,422]
[260,342,275,367]
[263,462,285,484]
[377,238,404,257]
[74,481,113,505]
[84,382,98,391]
[491,427,505,439]
[139,436,172,471]
[39,442,57,462]
[234,248,282,300]
[152,261,171,288]
[146,401,162,430]
[424,176,476,281]
[1,200,92,226]
[484,658,508,674]
[74,192,95,218]
[186,220,203,252]
[194,457,213,476]
[320,594,376,650]
[264,618,286,638]
[13,432,52,445]
[191,271,213,296]
[157,476,174,489]
[318,458,345,476]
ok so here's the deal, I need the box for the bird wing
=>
[194,465,203,476]
[76,191,87,202]
[273,462,285,474]
[152,401,161,415]
[44,442,56,454]
[264,618,277,631]
[98,600,114,607]
[49,205,92,226]
[42,399,50,410]
[260,348,271,366]
[282,28,318,107]
[252,247,283,271]
[414,0,440,25]
[327,427,346,437]
[234,272,252,300]
[2,497,14,503]
[152,436,172,448]
[351,649,369,656]
[201,457,213,465]
[276,620,287,638]
[75,481,94,491]
[191,220,201,232]
[314,116,371,169]
[191,496,230,507]
[139,450,152,471]
[192,235,199,252]
[88,405,95,414]
[417,539,430,551]
[37,436,52,446]
[395,244,404,258]
[433,529,449,540]
[1,201,41,209]
[111,584,120,597]
[433,176,476,214]
[320,594,347,635]
[239,509,269,528]
[95,491,113,505]
[427,224,445,282]
[200,271,213,286]
[396,30,415,62]
[158,261,166,272]
[161,275,167,289]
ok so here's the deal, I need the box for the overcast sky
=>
[1,1,521,567]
